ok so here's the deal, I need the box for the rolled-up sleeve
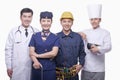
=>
[79,37,86,66]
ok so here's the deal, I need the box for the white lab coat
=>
[83,27,112,72]
[5,25,39,80]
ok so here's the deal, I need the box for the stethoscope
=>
[15,26,35,34]
[14,26,35,43]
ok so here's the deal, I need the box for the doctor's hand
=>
[7,69,13,78]
[33,61,42,69]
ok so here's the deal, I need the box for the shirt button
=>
[45,49,47,51]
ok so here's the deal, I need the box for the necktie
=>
[25,29,28,37]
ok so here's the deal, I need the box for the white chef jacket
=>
[83,27,112,72]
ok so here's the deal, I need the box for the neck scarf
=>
[41,30,50,37]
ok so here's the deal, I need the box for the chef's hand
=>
[90,44,99,54]
[7,69,13,78]
[78,32,87,40]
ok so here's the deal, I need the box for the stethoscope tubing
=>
[15,26,35,34]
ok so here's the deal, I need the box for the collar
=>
[42,29,50,33]
[20,25,32,31]
[61,30,73,38]
[41,29,50,37]
[92,26,100,30]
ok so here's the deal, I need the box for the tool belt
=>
[56,66,77,80]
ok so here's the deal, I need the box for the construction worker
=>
[55,11,86,80]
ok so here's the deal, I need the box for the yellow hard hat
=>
[60,11,74,20]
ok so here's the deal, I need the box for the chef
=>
[80,4,112,80]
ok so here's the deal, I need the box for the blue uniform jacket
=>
[55,30,86,68]
[29,32,60,70]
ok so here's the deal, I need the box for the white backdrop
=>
[0,0,119,80]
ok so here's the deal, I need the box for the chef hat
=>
[40,11,53,20]
[87,4,102,19]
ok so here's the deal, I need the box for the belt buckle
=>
[63,67,69,73]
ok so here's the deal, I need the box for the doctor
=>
[5,8,38,80]
[80,4,112,80]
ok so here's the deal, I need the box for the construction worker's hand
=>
[90,45,99,54]
[33,61,42,69]
[7,68,13,78]
[73,64,82,74]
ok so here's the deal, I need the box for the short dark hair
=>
[20,8,33,16]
